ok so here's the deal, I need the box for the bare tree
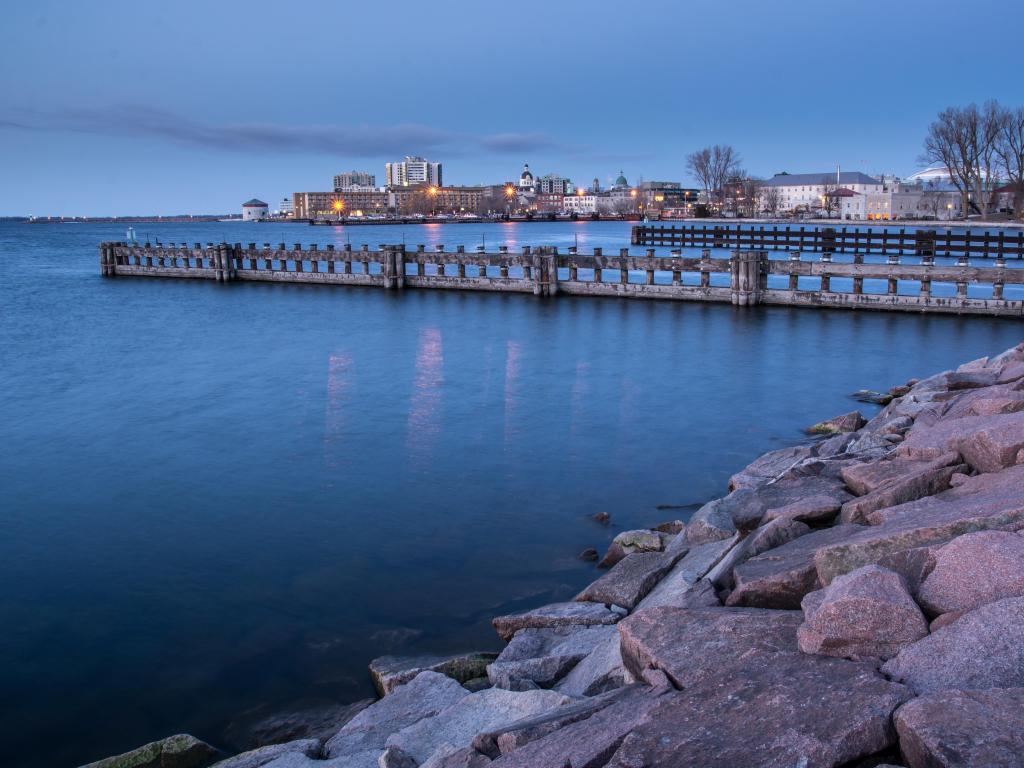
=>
[759,185,781,217]
[820,175,841,218]
[918,184,951,219]
[686,145,742,208]
[922,101,1002,217]
[994,105,1024,219]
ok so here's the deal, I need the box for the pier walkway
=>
[99,241,1024,317]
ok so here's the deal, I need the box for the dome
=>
[614,171,628,187]
[520,163,533,181]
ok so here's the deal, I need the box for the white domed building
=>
[242,199,269,221]
[517,164,536,193]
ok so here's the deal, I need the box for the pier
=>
[632,223,1024,260]
[99,241,1024,317]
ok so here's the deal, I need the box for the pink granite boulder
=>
[898,411,1024,473]
[916,530,1024,616]
[894,688,1024,768]
[797,565,928,660]
[881,596,1024,694]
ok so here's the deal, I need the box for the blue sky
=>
[2,0,1022,215]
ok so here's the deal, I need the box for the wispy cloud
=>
[0,105,563,157]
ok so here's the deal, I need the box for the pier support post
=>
[730,250,762,306]
[547,248,559,297]
[394,246,405,289]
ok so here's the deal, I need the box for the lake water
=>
[1,219,1020,767]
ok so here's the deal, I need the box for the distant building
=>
[538,173,574,195]
[388,185,485,214]
[518,163,536,193]
[278,197,293,217]
[385,156,442,188]
[534,193,565,214]
[333,171,376,191]
[562,193,596,214]
[611,171,629,190]
[242,199,269,221]
[760,172,883,214]
[292,190,389,218]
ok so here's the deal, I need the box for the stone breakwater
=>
[83,342,1024,768]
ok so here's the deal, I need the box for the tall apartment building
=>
[333,171,376,191]
[537,173,574,195]
[385,156,442,188]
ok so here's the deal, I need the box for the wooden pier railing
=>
[632,223,1024,259]
[99,242,1024,317]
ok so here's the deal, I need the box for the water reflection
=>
[407,327,444,461]
[324,352,352,470]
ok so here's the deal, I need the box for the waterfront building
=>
[333,171,376,191]
[562,192,596,214]
[292,190,389,218]
[278,197,293,217]
[385,156,442,188]
[611,171,629,190]
[760,171,883,214]
[388,185,485,214]
[534,193,565,214]
[241,199,269,221]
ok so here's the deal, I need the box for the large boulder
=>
[598,529,670,567]
[574,551,678,610]
[607,652,910,768]
[486,625,617,690]
[814,465,1024,585]
[370,653,497,696]
[728,444,816,491]
[684,496,737,544]
[841,452,961,496]
[637,538,734,611]
[727,524,866,609]
[323,671,469,761]
[485,685,673,767]
[81,735,220,768]
[939,382,1024,420]
[491,601,625,642]
[898,411,1024,473]
[797,565,928,660]
[882,597,1024,694]
[894,688,1024,768]
[807,409,866,435]
[757,474,853,524]
[916,530,1024,616]
[554,630,636,697]
[618,606,802,686]
[209,740,321,768]
[383,687,571,764]
[839,457,966,525]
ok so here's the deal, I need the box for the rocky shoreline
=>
[84,342,1024,768]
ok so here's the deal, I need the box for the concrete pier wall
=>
[100,241,1024,317]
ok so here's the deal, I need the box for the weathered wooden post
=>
[700,248,711,288]
[593,247,603,284]
[394,245,405,289]
[532,250,543,296]
[730,251,761,306]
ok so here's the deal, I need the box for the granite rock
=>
[728,444,816,491]
[81,735,220,768]
[554,631,636,697]
[486,625,617,690]
[898,411,1024,473]
[894,688,1024,768]
[807,409,866,435]
[637,538,733,610]
[797,565,928,660]
[916,530,1024,616]
[370,653,497,696]
[210,741,321,768]
[491,602,625,642]
[882,597,1024,694]
[598,529,669,567]
[574,551,678,610]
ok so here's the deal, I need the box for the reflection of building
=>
[385,156,442,187]
[242,199,269,221]
[333,171,376,191]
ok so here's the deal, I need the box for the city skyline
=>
[2,0,1023,215]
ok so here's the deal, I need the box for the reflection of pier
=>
[100,241,1024,316]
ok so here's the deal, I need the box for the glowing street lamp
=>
[332,199,345,221]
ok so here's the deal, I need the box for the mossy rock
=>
[81,734,219,768]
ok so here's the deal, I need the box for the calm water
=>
[1,220,1020,767]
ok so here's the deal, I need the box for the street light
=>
[428,185,439,216]
[332,199,345,222]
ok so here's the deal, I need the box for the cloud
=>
[0,105,561,157]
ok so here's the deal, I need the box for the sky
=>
[2,0,1023,216]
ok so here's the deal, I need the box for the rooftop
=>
[762,172,880,187]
